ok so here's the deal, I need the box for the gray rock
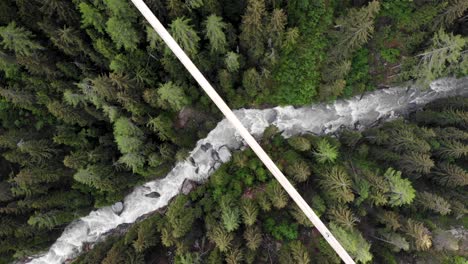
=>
[111,202,124,215]
[145,192,161,198]
[181,179,196,195]
[217,146,231,163]
[201,143,212,151]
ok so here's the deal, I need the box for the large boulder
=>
[145,192,161,198]
[111,202,124,215]
[181,179,197,195]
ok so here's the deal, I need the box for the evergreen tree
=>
[433,162,468,187]
[244,225,262,250]
[156,81,190,111]
[78,2,106,33]
[286,159,311,182]
[240,0,266,60]
[241,199,258,226]
[0,22,43,56]
[224,52,240,73]
[287,136,311,151]
[204,15,227,53]
[106,17,140,51]
[208,225,233,252]
[334,1,380,55]
[377,230,410,252]
[170,17,200,56]
[330,223,373,263]
[313,138,338,164]
[404,219,432,251]
[415,30,466,85]
[266,181,288,209]
[377,210,401,231]
[319,166,354,203]
[435,0,468,28]
[384,168,416,207]
[328,205,358,230]
[416,191,451,215]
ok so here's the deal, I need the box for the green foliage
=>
[78,3,106,33]
[384,168,415,207]
[414,30,466,86]
[0,22,43,56]
[204,15,227,53]
[330,223,373,263]
[336,1,380,54]
[106,17,140,51]
[313,138,339,163]
[156,82,191,111]
[170,17,200,56]
[264,218,298,241]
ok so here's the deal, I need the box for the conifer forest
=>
[0,0,467,263]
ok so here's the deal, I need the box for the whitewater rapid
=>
[26,77,468,263]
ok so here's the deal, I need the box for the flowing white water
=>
[26,78,468,264]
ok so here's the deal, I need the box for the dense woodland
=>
[75,98,468,263]
[0,0,466,262]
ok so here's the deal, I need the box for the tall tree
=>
[415,30,466,85]
[204,15,227,53]
[334,1,380,56]
[240,0,266,60]
[0,22,43,56]
[170,17,200,56]
[156,81,190,111]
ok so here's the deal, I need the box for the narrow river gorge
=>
[26,77,468,264]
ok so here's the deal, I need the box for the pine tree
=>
[340,130,362,148]
[377,230,410,252]
[286,160,311,182]
[225,52,240,73]
[204,15,227,53]
[433,162,468,187]
[268,9,287,48]
[398,152,434,175]
[415,30,466,85]
[156,81,190,111]
[318,80,346,101]
[384,168,416,207]
[290,241,311,264]
[313,138,338,164]
[239,0,266,60]
[221,206,240,232]
[287,136,311,151]
[244,225,262,250]
[78,2,106,33]
[377,210,402,232]
[0,22,43,56]
[170,17,200,56]
[334,1,380,55]
[437,139,468,159]
[241,199,258,226]
[435,0,468,28]
[404,219,432,251]
[106,17,140,51]
[242,68,262,97]
[416,191,451,215]
[225,247,244,264]
[328,205,358,230]
[208,226,233,252]
[166,195,197,238]
[319,166,354,203]
[132,220,158,253]
[266,181,288,209]
[330,223,373,263]
[16,139,57,163]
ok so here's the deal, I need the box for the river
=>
[26,77,468,263]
